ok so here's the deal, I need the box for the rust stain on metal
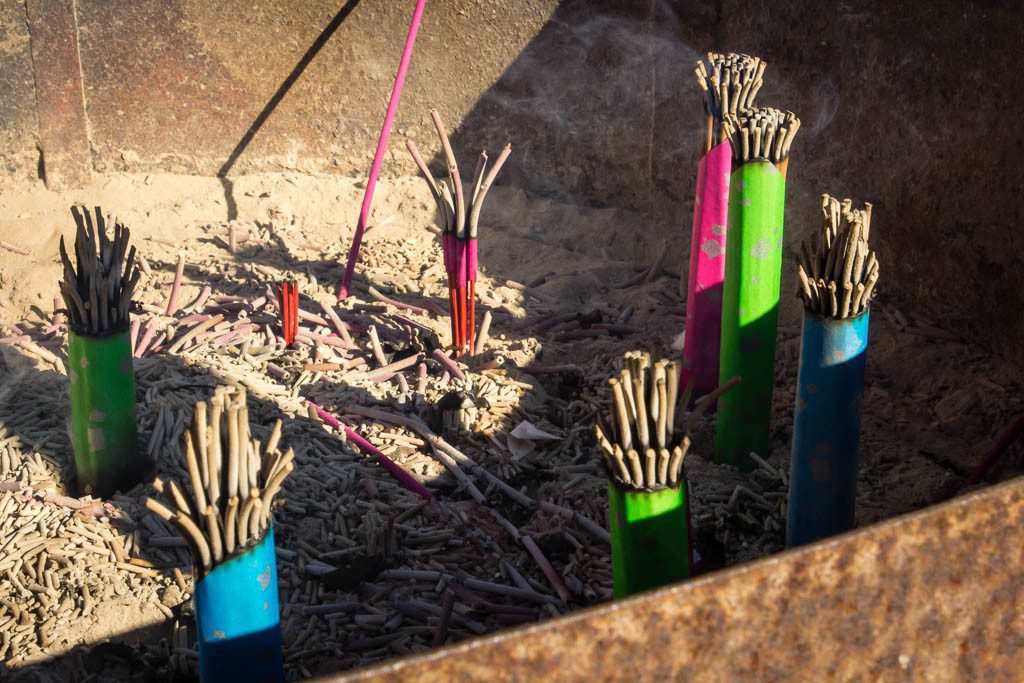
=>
[332,478,1024,681]
[25,0,92,189]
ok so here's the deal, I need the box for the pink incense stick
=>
[307,401,434,501]
[467,238,478,352]
[681,140,731,395]
[339,0,428,300]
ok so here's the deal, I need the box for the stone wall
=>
[1,0,1022,362]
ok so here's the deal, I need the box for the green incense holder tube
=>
[68,328,144,497]
[716,160,786,470]
[609,482,692,598]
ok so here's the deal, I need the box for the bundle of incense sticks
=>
[144,385,294,574]
[695,52,765,154]
[796,195,879,318]
[715,105,801,469]
[277,280,299,347]
[595,350,692,489]
[723,106,800,166]
[406,110,511,355]
[682,53,766,396]
[58,206,140,334]
[787,194,878,547]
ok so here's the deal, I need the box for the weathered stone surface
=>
[75,0,561,177]
[0,0,39,184]
[718,0,1024,363]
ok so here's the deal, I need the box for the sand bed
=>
[0,173,1020,680]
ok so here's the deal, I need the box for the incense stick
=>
[796,195,878,319]
[59,206,140,335]
[407,112,510,355]
[339,0,427,300]
[143,385,292,574]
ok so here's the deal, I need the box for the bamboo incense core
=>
[797,195,879,319]
[144,385,293,576]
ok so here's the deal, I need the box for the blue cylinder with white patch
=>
[786,309,870,548]
[195,526,283,682]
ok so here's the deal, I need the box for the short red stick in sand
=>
[278,281,299,347]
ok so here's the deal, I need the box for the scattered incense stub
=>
[60,205,145,497]
[437,391,473,438]
[787,196,877,548]
[407,111,510,356]
[683,53,765,396]
[144,385,291,681]
[716,107,801,470]
[596,349,693,598]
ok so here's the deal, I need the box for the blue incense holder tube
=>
[195,527,284,683]
[786,310,869,548]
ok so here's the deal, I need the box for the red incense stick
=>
[278,281,298,347]
[339,0,428,300]
[963,414,1024,487]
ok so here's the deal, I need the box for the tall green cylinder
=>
[716,160,786,470]
[609,482,692,598]
[68,329,144,497]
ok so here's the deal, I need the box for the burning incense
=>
[787,196,877,548]
[60,205,145,497]
[715,106,801,470]
[144,385,288,681]
[596,349,693,598]
[682,53,766,396]
[722,107,801,169]
[406,111,510,356]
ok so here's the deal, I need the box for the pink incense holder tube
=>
[681,140,731,395]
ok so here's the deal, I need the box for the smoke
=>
[453,1,703,211]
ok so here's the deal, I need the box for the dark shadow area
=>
[715,304,781,464]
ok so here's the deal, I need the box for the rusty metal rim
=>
[326,476,1024,681]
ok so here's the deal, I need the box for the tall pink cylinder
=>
[681,140,731,395]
